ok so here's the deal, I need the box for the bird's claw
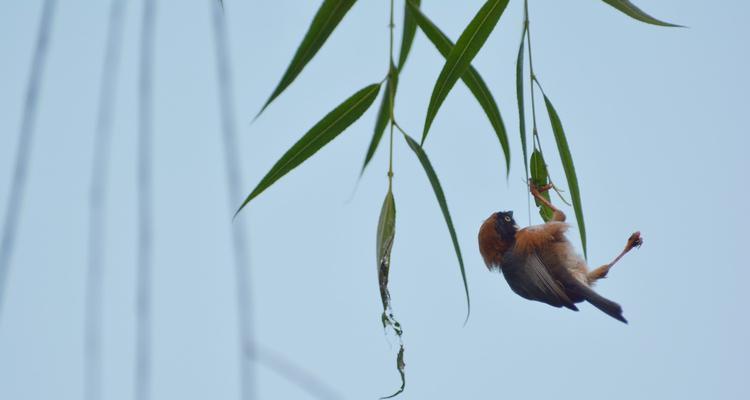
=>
[627,231,643,250]
[528,179,552,195]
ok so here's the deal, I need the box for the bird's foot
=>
[529,179,553,195]
[627,231,643,250]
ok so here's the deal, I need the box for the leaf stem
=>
[524,0,554,189]
[387,0,396,187]
[523,0,541,154]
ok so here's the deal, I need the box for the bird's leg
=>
[529,180,566,222]
[587,232,643,284]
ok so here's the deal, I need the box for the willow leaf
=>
[361,63,397,176]
[601,0,681,27]
[402,132,470,323]
[515,26,529,181]
[237,83,380,213]
[421,0,510,145]
[408,1,510,174]
[529,150,553,222]
[541,94,587,258]
[396,0,420,70]
[257,0,357,116]
[377,187,396,310]
[376,187,406,398]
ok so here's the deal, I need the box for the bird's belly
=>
[549,241,589,285]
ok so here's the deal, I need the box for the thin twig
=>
[0,0,57,325]
[209,2,256,399]
[85,1,127,399]
[251,345,345,400]
[524,0,558,220]
[381,3,407,398]
[136,0,156,399]
[387,0,396,186]
[523,0,552,172]
[523,0,541,154]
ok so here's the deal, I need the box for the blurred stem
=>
[387,0,396,188]
[0,0,57,326]
[209,1,256,399]
[253,345,344,400]
[86,1,126,400]
[136,0,156,399]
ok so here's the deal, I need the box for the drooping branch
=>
[136,0,156,399]
[209,1,257,399]
[0,0,57,325]
[85,1,127,400]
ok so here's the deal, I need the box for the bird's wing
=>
[502,251,578,310]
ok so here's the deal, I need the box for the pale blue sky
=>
[1,1,749,399]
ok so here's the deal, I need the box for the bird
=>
[478,182,642,323]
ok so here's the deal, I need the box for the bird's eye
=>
[504,216,511,222]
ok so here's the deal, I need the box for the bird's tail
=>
[577,284,627,324]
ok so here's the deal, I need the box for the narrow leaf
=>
[421,0,510,145]
[361,64,397,175]
[257,0,357,116]
[396,0,420,70]
[237,83,380,213]
[409,1,510,174]
[529,150,553,222]
[377,188,396,310]
[601,0,681,27]
[402,132,470,323]
[541,94,587,258]
[376,188,406,398]
[515,26,529,181]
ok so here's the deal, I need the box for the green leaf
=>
[421,0,510,145]
[376,188,406,398]
[377,187,396,311]
[361,64,397,176]
[257,0,357,116]
[397,0,420,70]
[402,132,470,323]
[541,94,587,258]
[529,150,553,222]
[515,26,529,181]
[601,0,681,27]
[237,83,380,213]
[408,1,510,175]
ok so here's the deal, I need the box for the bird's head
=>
[478,210,520,270]
[494,211,519,243]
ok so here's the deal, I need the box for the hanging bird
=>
[478,183,642,323]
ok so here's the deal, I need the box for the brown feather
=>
[478,214,509,270]
[514,222,569,256]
